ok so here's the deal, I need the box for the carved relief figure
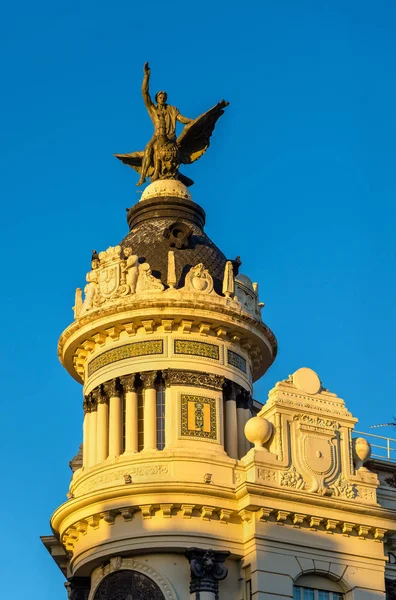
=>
[123,247,139,294]
[136,262,165,293]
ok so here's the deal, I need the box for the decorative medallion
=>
[174,339,219,360]
[227,349,247,373]
[88,340,163,377]
[180,394,218,442]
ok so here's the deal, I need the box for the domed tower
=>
[43,177,277,600]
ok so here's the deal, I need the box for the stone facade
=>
[42,182,396,600]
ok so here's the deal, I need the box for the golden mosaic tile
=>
[174,339,219,360]
[88,340,163,377]
[180,394,217,442]
[227,349,247,373]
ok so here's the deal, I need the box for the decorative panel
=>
[88,340,163,377]
[180,393,219,442]
[174,339,219,360]
[227,349,247,373]
[94,570,165,600]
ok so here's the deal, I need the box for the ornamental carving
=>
[280,465,305,490]
[258,469,277,484]
[89,557,177,600]
[331,475,355,499]
[74,245,165,319]
[227,349,247,373]
[183,263,214,294]
[74,465,169,496]
[164,369,225,391]
[119,374,137,393]
[180,394,219,443]
[102,379,120,398]
[174,339,219,360]
[88,340,163,377]
[356,486,376,503]
[185,548,229,598]
[140,371,158,389]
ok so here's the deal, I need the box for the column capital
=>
[103,379,120,399]
[92,387,107,405]
[83,396,91,414]
[185,548,229,597]
[89,390,98,412]
[65,576,91,600]
[164,369,225,391]
[140,370,158,389]
[120,374,137,393]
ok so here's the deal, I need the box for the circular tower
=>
[45,179,277,600]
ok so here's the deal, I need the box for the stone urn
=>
[353,437,372,471]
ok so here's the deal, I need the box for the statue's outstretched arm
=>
[142,62,153,109]
[177,113,193,125]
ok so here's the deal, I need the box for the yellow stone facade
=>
[43,181,396,600]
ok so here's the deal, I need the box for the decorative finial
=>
[115,62,229,187]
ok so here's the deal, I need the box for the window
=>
[156,382,165,450]
[94,569,165,600]
[294,587,343,600]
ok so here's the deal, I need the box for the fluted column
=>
[120,375,138,453]
[82,396,90,468]
[88,393,98,466]
[96,387,109,462]
[141,371,157,451]
[225,383,238,459]
[104,379,122,458]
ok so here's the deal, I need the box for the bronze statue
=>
[115,62,229,187]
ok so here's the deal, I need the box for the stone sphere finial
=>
[140,179,192,202]
[353,437,372,471]
[244,416,273,450]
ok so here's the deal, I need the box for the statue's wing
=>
[114,151,154,177]
[177,100,229,165]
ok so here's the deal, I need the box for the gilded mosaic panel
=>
[180,394,218,442]
[88,340,163,377]
[174,339,219,360]
[227,349,247,373]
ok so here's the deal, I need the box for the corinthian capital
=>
[103,379,120,398]
[120,374,137,393]
[140,371,158,389]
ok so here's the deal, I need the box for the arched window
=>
[294,575,344,600]
[94,569,165,600]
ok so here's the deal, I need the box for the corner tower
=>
[44,177,277,599]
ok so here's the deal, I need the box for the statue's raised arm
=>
[142,62,153,109]
[115,63,229,187]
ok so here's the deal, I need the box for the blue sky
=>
[1,1,395,597]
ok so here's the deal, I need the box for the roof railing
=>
[354,430,396,462]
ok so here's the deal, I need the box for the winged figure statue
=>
[115,63,229,187]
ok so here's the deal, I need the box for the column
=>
[140,371,157,451]
[65,577,91,600]
[82,396,90,468]
[120,374,138,453]
[225,383,239,459]
[104,379,122,458]
[89,392,98,466]
[96,387,109,462]
[237,389,251,458]
[185,548,229,600]
[245,393,253,454]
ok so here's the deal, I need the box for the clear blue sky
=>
[1,1,395,597]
